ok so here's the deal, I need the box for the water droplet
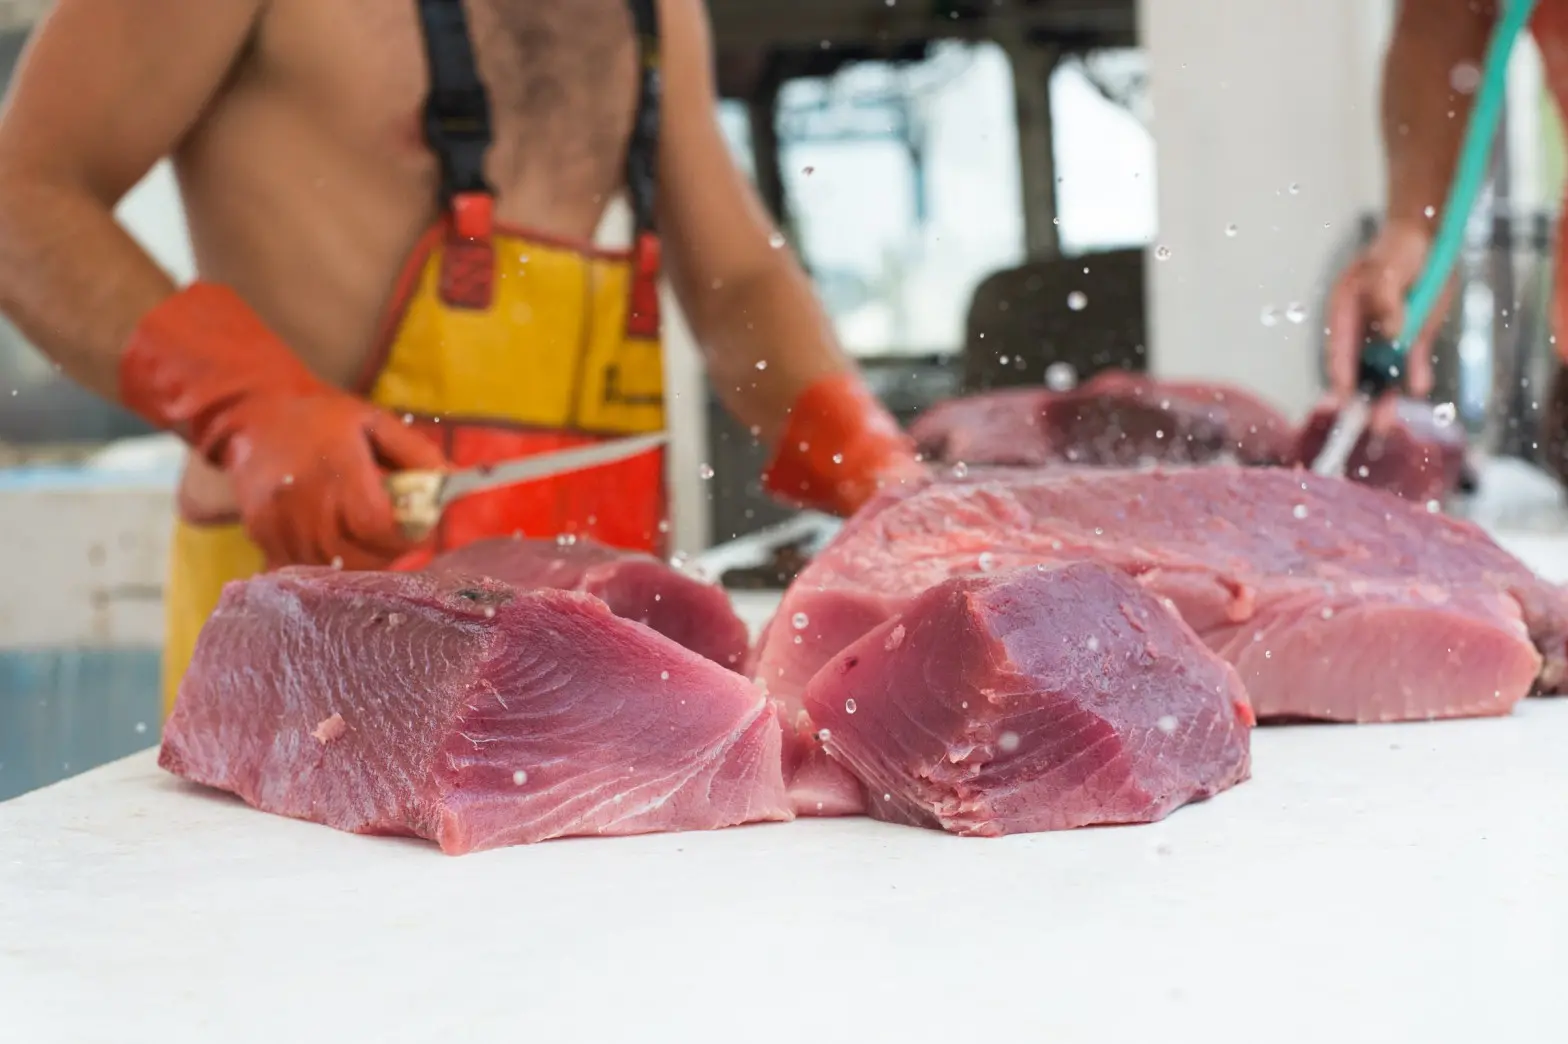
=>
[977,552,995,571]
[330,556,344,570]
[1433,402,1457,426]
[1260,306,1279,327]
[1320,607,1335,620]
[951,461,969,478]
[817,728,832,742]
[699,463,715,480]
[658,519,671,533]
[1356,465,1370,479]
[513,770,529,785]
[1426,499,1441,513]
[845,698,858,714]
[1086,636,1101,652]
[755,359,768,371]
[1288,182,1300,195]
[1066,291,1088,311]
[1224,223,1239,238]
[997,731,1021,753]
[134,722,147,734]
[1285,302,1306,324]
[660,670,670,680]
[792,612,810,630]
[831,453,843,465]
[1156,715,1178,734]
[1045,362,1078,391]
[1424,205,1436,219]
[1154,244,1172,261]
[1292,504,1308,520]
[1450,61,1481,94]
[768,231,786,249]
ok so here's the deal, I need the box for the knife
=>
[387,432,669,541]
[1310,338,1402,478]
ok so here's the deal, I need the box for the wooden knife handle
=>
[386,470,445,543]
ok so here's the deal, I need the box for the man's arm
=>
[654,0,920,515]
[0,0,445,569]
[1323,0,1496,398]
[653,0,847,445]
[0,0,261,400]
[1382,0,1496,229]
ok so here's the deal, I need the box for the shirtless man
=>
[0,0,922,713]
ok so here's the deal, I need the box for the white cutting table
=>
[6,464,1568,1044]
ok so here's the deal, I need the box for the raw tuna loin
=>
[160,568,791,855]
[1290,397,1473,503]
[757,467,1561,728]
[803,565,1254,836]
[909,370,1294,469]
[423,536,750,671]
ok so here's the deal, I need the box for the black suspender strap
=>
[623,0,661,238]
[415,0,494,208]
[411,0,664,325]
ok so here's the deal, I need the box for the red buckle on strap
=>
[452,192,494,241]
[440,192,496,310]
[626,231,662,340]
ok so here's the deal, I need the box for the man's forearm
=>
[685,256,852,447]
[1382,0,1496,228]
[0,173,178,401]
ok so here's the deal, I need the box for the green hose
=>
[1398,0,1539,349]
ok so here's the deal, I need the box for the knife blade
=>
[1309,394,1370,478]
[1310,338,1403,478]
[388,432,669,541]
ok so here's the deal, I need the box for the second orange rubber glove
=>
[118,282,449,570]
[761,371,926,517]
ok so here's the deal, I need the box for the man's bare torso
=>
[178,0,641,389]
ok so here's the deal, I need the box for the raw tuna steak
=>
[757,467,1563,725]
[1290,398,1474,503]
[160,569,791,854]
[909,370,1293,469]
[803,566,1254,835]
[425,536,749,670]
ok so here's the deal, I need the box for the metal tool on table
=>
[387,432,669,541]
[1313,0,1539,477]
[689,512,842,584]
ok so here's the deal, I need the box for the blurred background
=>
[1,0,1562,799]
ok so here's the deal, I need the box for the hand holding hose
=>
[1324,222,1447,406]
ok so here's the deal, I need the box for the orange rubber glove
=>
[118,282,449,570]
[761,372,925,517]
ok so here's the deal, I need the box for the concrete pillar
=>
[1139,0,1392,418]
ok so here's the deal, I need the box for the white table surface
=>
[6,463,1568,1044]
